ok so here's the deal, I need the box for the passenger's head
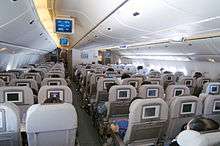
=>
[137,66,143,70]
[193,72,202,79]
[106,83,118,92]
[106,68,114,72]
[187,117,219,132]
[43,97,63,104]
[85,65,91,69]
[121,73,131,79]
[141,81,151,85]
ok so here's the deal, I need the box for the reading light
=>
[133,12,140,16]
[107,27,112,31]
[208,58,215,63]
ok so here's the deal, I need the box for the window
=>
[142,105,160,119]
[47,90,64,101]
[210,85,219,94]
[174,89,184,97]
[147,89,158,97]
[181,102,196,114]
[213,100,220,112]
[129,81,137,88]
[185,80,192,86]
[5,92,23,103]
[17,82,30,87]
[117,89,130,100]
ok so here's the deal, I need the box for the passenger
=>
[121,73,131,79]
[187,117,219,132]
[193,72,203,96]
[193,72,203,79]
[43,97,63,104]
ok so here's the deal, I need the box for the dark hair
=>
[129,97,143,107]
[193,72,202,79]
[141,81,151,85]
[44,98,63,104]
[106,68,114,72]
[106,83,118,92]
[137,66,143,70]
[187,117,219,132]
[85,65,91,69]
[121,73,131,79]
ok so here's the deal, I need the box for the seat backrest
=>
[174,71,184,82]
[96,78,120,102]
[10,79,38,92]
[38,85,72,104]
[26,103,77,146]
[20,73,42,84]
[166,96,203,142]
[0,73,16,85]
[0,86,34,123]
[148,71,161,78]
[41,78,67,86]
[196,77,212,88]
[145,77,164,86]
[165,85,190,102]
[0,102,21,146]
[139,85,164,99]
[89,74,105,98]
[162,73,175,89]
[199,82,220,102]
[122,78,143,90]
[107,85,137,119]
[124,98,168,145]
[179,76,196,94]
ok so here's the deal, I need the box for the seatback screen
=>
[17,82,30,87]
[174,89,184,97]
[185,80,192,86]
[0,76,9,83]
[117,89,130,100]
[210,85,219,94]
[48,81,60,86]
[147,89,158,97]
[142,105,160,119]
[26,76,34,79]
[181,102,195,114]
[167,76,172,81]
[213,101,220,112]
[5,92,22,103]
[47,90,64,101]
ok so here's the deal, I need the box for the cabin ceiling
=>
[55,0,220,62]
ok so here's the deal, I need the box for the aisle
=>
[71,83,102,146]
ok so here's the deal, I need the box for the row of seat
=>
[0,62,78,146]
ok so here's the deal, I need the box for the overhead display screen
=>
[60,38,69,46]
[55,18,74,33]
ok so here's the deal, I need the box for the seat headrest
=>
[179,76,195,87]
[122,78,143,88]
[20,73,42,84]
[45,72,65,78]
[166,85,190,100]
[162,74,175,82]
[38,85,72,104]
[0,102,20,132]
[0,73,16,83]
[202,82,220,95]
[41,78,67,86]
[204,94,220,115]
[139,85,164,99]
[145,77,163,86]
[196,77,212,87]
[97,78,120,91]
[10,79,38,91]
[108,85,137,102]
[0,86,34,105]
[169,96,203,118]
[129,98,168,123]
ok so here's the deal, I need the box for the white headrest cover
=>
[139,85,164,99]
[38,85,72,104]
[26,103,77,133]
[10,79,38,91]
[166,85,190,99]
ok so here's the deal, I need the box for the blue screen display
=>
[60,38,69,46]
[55,19,73,33]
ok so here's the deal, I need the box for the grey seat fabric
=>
[165,85,190,103]
[202,83,220,124]
[0,73,16,85]
[0,79,5,87]
[165,96,203,143]
[41,78,67,86]
[139,85,164,99]
[174,72,184,82]
[106,85,137,119]
[122,78,143,91]
[124,98,168,146]
[178,76,196,94]
[0,86,34,123]
[26,103,77,146]
[38,85,73,104]
[0,102,21,146]
[45,72,65,79]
